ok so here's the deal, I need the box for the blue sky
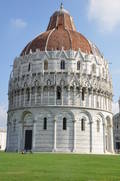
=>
[0,0,120,128]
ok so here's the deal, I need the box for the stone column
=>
[35,87,37,105]
[32,120,37,152]
[90,121,93,152]
[53,119,57,152]
[110,124,114,153]
[93,92,96,108]
[18,122,23,152]
[73,120,77,152]
[103,122,106,153]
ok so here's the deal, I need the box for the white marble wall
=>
[0,130,6,150]
[7,108,113,153]
[7,50,113,154]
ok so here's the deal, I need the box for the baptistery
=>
[7,5,114,153]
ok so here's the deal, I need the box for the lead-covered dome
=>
[21,5,95,56]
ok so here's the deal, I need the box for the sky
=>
[0,0,120,128]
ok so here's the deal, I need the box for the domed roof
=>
[20,4,100,56]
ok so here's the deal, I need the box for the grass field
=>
[0,152,120,181]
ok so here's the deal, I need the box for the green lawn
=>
[0,152,120,181]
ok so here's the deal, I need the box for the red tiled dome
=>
[21,6,93,56]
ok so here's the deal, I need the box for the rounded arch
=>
[96,112,105,125]
[66,111,75,121]
[8,111,17,126]
[54,110,75,121]
[36,109,54,121]
[79,110,92,123]
[21,111,34,124]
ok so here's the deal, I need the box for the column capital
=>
[103,123,105,126]
[90,121,93,124]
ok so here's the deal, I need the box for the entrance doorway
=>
[116,142,120,151]
[24,130,32,151]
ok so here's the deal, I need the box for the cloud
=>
[10,18,27,29]
[88,0,120,32]
[112,102,119,115]
[0,105,7,129]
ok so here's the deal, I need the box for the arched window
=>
[77,61,80,70]
[97,120,100,132]
[82,88,85,101]
[28,63,31,71]
[31,87,35,94]
[81,119,85,131]
[44,60,48,70]
[63,117,67,130]
[92,64,96,73]
[43,117,47,130]
[57,86,61,100]
[60,60,65,70]
[26,88,30,101]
